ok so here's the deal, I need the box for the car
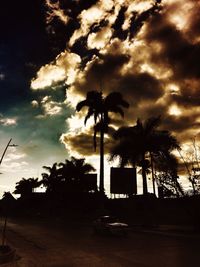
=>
[93,215,129,236]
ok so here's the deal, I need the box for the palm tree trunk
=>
[142,154,148,195]
[150,152,156,195]
[99,126,104,193]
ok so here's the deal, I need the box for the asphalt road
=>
[1,218,200,267]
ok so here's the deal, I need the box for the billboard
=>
[110,167,137,194]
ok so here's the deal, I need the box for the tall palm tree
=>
[110,116,180,195]
[76,90,129,193]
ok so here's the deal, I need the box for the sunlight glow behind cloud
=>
[27,0,200,194]
[31,51,81,89]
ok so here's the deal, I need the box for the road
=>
[1,218,200,267]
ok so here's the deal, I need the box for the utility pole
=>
[0,139,12,166]
[0,138,17,247]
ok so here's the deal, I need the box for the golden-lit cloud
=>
[41,96,63,116]
[168,104,182,116]
[31,51,81,90]
[31,64,66,90]
[30,0,200,166]
[69,0,114,47]
[45,0,69,25]
[31,100,39,108]
[60,130,113,157]
[87,26,113,50]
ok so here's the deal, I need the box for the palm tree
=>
[110,116,180,195]
[41,163,60,194]
[13,178,41,197]
[76,90,129,193]
[59,156,96,192]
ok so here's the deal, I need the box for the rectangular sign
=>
[110,167,137,194]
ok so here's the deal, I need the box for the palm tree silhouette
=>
[110,116,180,195]
[76,91,129,193]
[42,163,59,194]
[59,156,96,192]
[13,178,41,197]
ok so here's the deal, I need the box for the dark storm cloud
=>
[71,36,99,67]
[29,0,200,168]
[163,114,200,135]
[188,6,200,38]
[134,102,168,121]
[129,0,161,40]
[170,83,200,108]
[73,51,163,106]
[85,54,130,89]
[73,53,130,95]
[116,72,163,105]
[46,0,99,54]
[112,6,128,40]
[46,0,162,69]
[144,8,200,80]
[63,130,114,156]
[59,0,98,14]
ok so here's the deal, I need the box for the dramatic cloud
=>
[0,0,195,195]
[31,50,81,89]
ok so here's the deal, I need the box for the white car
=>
[93,215,129,236]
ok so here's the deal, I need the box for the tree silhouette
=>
[154,152,185,197]
[42,157,96,195]
[76,90,129,193]
[58,156,96,193]
[13,178,41,197]
[110,116,180,195]
[41,163,60,194]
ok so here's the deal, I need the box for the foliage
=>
[154,152,185,197]
[41,156,96,195]
[178,138,200,195]
[110,116,180,195]
[76,90,129,193]
[13,178,41,196]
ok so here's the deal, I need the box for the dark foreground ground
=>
[1,217,200,267]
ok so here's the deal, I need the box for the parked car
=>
[93,215,129,236]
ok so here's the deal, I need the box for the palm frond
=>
[144,116,161,134]
[76,100,89,111]
[84,108,94,125]
[108,106,124,117]
[105,92,129,108]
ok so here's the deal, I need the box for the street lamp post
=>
[0,138,18,167]
[0,138,17,248]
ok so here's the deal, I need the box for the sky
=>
[0,0,200,196]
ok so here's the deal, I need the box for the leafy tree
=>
[76,90,129,193]
[110,116,180,195]
[154,152,185,197]
[178,137,200,195]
